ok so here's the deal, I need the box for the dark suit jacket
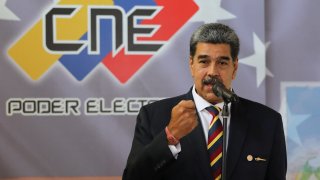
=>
[123,89,287,180]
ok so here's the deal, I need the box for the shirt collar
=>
[192,85,224,112]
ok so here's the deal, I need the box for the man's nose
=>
[207,62,218,75]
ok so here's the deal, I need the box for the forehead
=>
[195,43,231,57]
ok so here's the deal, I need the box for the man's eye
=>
[218,60,228,65]
[199,60,208,64]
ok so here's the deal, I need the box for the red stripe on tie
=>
[209,145,223,162]
[208,126,223,143]
[213,166,222,179]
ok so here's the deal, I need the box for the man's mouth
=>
[202,75,222,85]
[202,77,213,85]
[203,84,214,92]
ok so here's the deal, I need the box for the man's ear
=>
[189,56,194,65]
[189,56,194,77]
[232,58,239,80]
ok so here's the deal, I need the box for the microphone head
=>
[211,76,239,103]
[229,92,239,103]
[212,81,223,98]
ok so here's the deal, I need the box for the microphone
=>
[204,76,239,103]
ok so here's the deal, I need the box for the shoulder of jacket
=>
[238,97,280,116]
[144,93,187,110]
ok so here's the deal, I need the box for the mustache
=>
[202,75,222,85]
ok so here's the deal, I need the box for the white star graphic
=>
[239,33,273,87]
[286,105,310,145]
[0,0,20,21]
[279,91,311,146]
[190,0,236,23]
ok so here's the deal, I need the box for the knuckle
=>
[181,113,189,120]
[179,100,186,105]
[178,107,185,114]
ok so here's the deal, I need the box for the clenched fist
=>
[167,100,198,141]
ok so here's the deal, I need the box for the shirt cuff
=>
[168,143,181,159]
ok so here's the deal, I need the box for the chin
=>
[206,93,223,103]
[203,93,218,102]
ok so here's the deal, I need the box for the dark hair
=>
[190,23,240,61]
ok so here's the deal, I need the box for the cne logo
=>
[8,0,198,83]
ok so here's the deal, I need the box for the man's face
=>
[189,43,238,103]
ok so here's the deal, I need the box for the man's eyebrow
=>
[196,55,231,61]
[218,56,231,61]
[196,55,210,59]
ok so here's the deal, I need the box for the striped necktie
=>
[206,106,223,180]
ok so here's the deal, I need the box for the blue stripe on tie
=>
[208,138,223,155]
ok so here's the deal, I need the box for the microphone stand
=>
[221,101,229,180]
[208,75,238,179]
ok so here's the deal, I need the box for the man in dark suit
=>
[123,23,287,180]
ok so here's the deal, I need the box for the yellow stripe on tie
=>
[208,131,223,149]
[215,174,221,180]
[209,116,220,129]
[210,152,222,166]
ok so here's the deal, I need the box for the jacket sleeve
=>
[122,105,175,180]
[265,113,287,180]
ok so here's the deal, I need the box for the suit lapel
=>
[182,90,212,180]
[226,98,250,179]
[185,122,212,180]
